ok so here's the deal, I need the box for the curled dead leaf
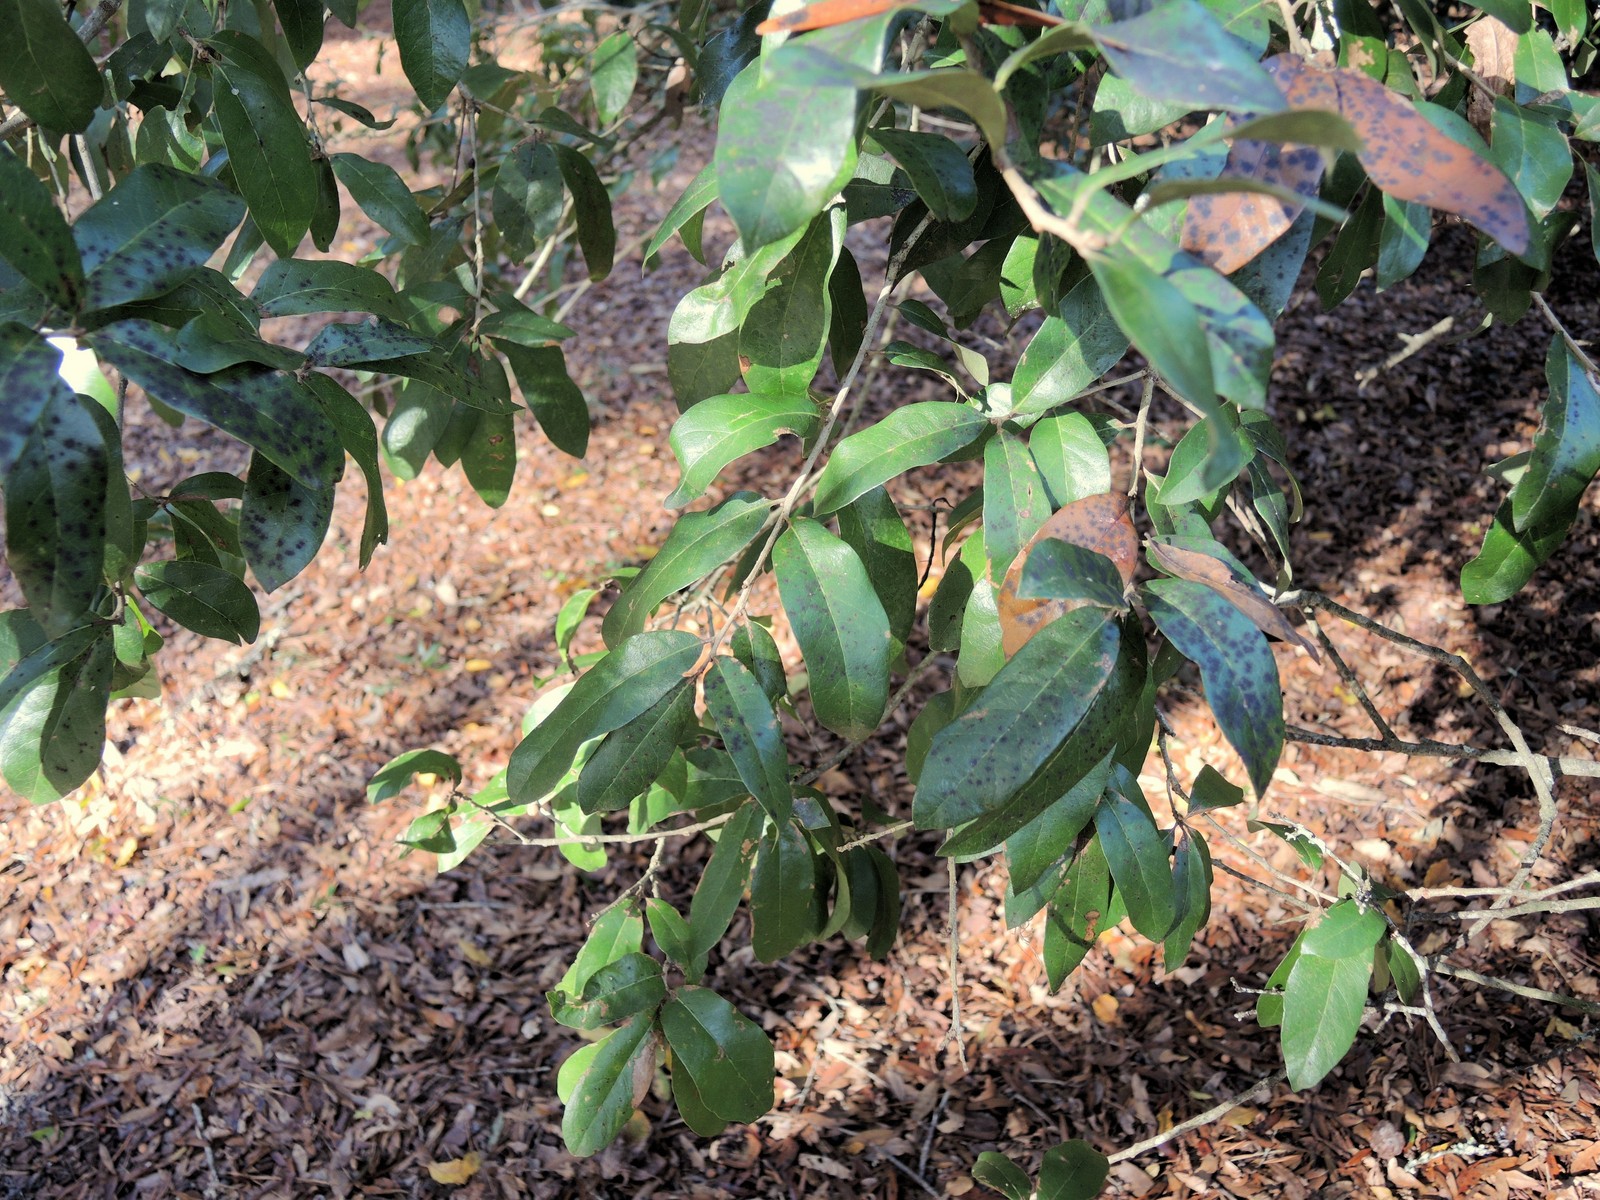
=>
[426,1151,483,1185]
[1463,17,1517,136]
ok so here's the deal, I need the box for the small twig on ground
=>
[191,1103,222,1196]
[875,1151,942,1198]
[1431,961,1600,1016]
[1107,1071,1285,1164]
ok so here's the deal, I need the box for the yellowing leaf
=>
[112,837,138,868]
[464,658,493,672]
[426,1151,482,1184]
[1091,992,1121,1024]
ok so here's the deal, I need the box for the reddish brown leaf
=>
[1181,55,1529,275]
[1146,539,1318,657]
[996,492,1138,657]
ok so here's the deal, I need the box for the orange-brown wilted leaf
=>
[1146,539,1318,656]
[1463,17,1517,136]
[1181,55,1529,274]
[426,1151,483,1185]
[1271,55,1529,255]
[996,492,1138,657]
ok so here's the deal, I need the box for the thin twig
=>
[1409,871,1600,901]
[1285,725,1600,777]
[1106,1071,1285,1164]
[1128,373,1155,500]
[941,858,969,1070]
[1431,960,1600,1016]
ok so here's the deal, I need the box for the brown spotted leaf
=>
[1147,539,1317,657]
[997,491,1138,657]
[1182,55,1530,274]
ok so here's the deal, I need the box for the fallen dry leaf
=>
[426,1150,482,1185]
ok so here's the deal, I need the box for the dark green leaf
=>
[91,320,342,488]
[479,303,575,345]
[496,341,589,457]
[554,903,644,1000]
[380,380,451,479]
[983,427,1050,578]
[916,608,1119,831]
[603,494,770,644]
[251,258,409,321]
[1090,248,1216,410]
[1157,410,1248,506]
[366,747,462,802]
[1375,195,1430,290]
[1188,764,1243,812]
[660,986,775,1122]
[1029,411,1113,508]
[560,1013,657,1156]
[505,630,704,804]
[0,0,102,133]
[275,0,326,70]
[704,657,792,824]
[645,161,716,266]
[208,32,317,258]
[1302,898,1386,959]
[1094,779,1176,940]
[73,164,246,311]
[1019,540,1127,610]
[688,798,762,955]
[576,680,695,813]
[492,140,564,261]
[813,403,987,515]
[872,128,978,224]
[238,451,335,592]
[836,487,918,650]
[645,898,706,983]
[1092,0,1284,114]
[0,624,113,803]
[134,560,260,644]
[462,407,516,508]
[1037,1139,1111,1200]
[330,153,429,245]
[732,621,786,705]
[1488,96,1571,220]
[1145,577,1282,797]
[1162,827,1212,969]
[393,0,470,111]
[554,145,617,281]
[0,326,71,485]
[0,150,82,309]
[750,817,818,962]
[1011,274,1129,418]
[972,1152,1032,1200]
[774,519,891,743]
[551,953,666,1030]
[1004,752,1112,897]
[665,393,819,509]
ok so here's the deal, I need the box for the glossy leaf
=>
[239,452,335,593]
[1488,96,1571,220]
[505,630,704,804]
[1019,540,1127,611]
[660,986,775,1122]
[462,408,517,508]
[591,32,638,125]
[1092,0,1285,115]
[871,127,978,223]
[91,320,342,489]
[1094,780,1175,940]
[496,341,589,458]
[0,624,113,803]
[493,140,564,260]
[74,164,246,311]
[836,487,918,650]
[1148,538,1314,654]
[1281,947,1371,1090]
[750,817,818,962]
[813,403,987,515]
[1010,275,1128,419]
[1090,248,1215,410]
[972,1151,1032,1200]
[393,0,470,111]
[983,427,1051,578]
[916,608,1119,832]
[774,519,891,743]
[740,209,843,398]
[208,32,317,258]
[576,680,695,813]
[1037,1139,1111,1200]
[645,161,716,266]
[134,560,261,644]
[551,953,666,1030]
[0,151,82,309]
[330,153,429,245]
[0,0,102,133]
[1162,827,1213,969]
[1145,577,1282,797]
[665,394,819,510]
[4,389,107,637]
[704,657,792,824]
[1029,412,1113,508]
[366,747,462,802]
[1463,338,1600,602]
[251,259,409,322]
[554,145,617,281]
[602,494,770,644]
[688,798,763,955]
[1004,753,1112,896]
[560,1014,657,1156]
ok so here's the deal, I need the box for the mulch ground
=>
[3,15,1599,1200]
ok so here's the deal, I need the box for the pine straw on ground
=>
[4,22,1600,1200]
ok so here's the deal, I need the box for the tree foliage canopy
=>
[2,0,1598,1184]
